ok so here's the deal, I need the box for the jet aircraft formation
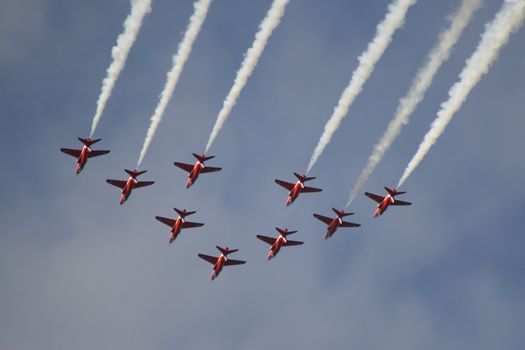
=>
[61,138,411,280]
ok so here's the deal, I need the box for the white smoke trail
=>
[347,0,482,206]
[89,0,152,137]
[137,0,212,166]
[306,0,417,173]
[398,0,525,187]
[204,0,289,153]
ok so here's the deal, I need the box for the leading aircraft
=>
[106,169,154,205]
[256,227,303,260]
[60,137,110,174]
[365,187,411,217]
[174,153,221,189]
[313,208,360,240]
[275,172,322,206]
[198,246,246,280]
[155,208,204,243]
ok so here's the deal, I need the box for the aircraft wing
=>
[174,162,194,173]
[340,220,361,228]
[88,150,110,158]
[256,235,276,245]
[302,186,322,193]
[365,192,384,203]
[134,181,155,188]
[155,216,176,227]
[201,166,222,174]
[392,199,411,206]
[106,179,127,189]
[182,221,204,229]
[198,254,218,265]
[275,179,295,191]
[224,259,246,266]
[283,240,303,246]
[60,148,81,158]
[313,213,333,225]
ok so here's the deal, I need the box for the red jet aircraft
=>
[313,208,360,240]
[365,187,411,217]
[155,208,204,243]
[198,246,246,280]
[60,137,110,174]
[256,227,303,260]
[174,153,221,189]
[275,172,322,206]
[106,169,154,205]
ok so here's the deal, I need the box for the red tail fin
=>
[125,169,147,177]
[193,153,215,163]
[79,137,101,147]
[294,172,316,182]
[332,208,354,217]
[217,246,238,256]
[174,208,196,217]
[275,227,297,236]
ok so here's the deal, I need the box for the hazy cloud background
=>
[1,1,524,349]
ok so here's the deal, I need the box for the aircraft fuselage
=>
[375,194,395,217]
[120,177,137,205]
[211,254,227,280]
[169,217,184,243]
[324,216,343,239]
[268,235,287,260]
[286,181,304,206]
[76,146,90,174]
[187,161,204,188]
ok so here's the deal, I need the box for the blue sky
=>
[1,0,525,349]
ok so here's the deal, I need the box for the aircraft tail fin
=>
[332,208,354,217]
[79,137,101,146]
[276,227,297,236]
[385,186,406,196]
[125,169,147,177]
[294,172,316,182]
[193,153,215,163]
[173,208,196,217]
[217,246,238,256]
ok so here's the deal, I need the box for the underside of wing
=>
[106,179,127,189]
[182,221,204,229]
[302,186,322,193]
[313,213,333,225]
[155,216,176,227]
[200,166,221,174]
[174,162,194,173]
[88,150,110,158]
[256,235,276,245]
[275,179,295,191]
[365,192,384,203]
[134,181,154,188]
[198,254,218,265]
[60,148,81,158]
[392,199,411,206]
[283,240,303,246]
[224,259,246,266]
[340,220,361,228]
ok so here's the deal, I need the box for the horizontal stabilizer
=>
[193,153,215,162]
[125,169,147,177]
[217,246,238,256]
[79,137,101,146]
[174,208,196,217]
[294,172,316,182]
